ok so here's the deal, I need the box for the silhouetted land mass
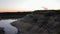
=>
[0,10,60,19]
[11,10,60,34]
[0,12,32,19]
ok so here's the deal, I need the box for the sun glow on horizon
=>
[0,0,60,12]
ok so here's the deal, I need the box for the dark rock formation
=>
[11,10,60,34]
[0,27,5,34]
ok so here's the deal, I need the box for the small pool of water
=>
[0,19,18,34]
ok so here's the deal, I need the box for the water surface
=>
[0,19,18,34]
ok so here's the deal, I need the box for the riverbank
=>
[11,10,60,34]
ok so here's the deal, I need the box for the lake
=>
[0,19,18,34]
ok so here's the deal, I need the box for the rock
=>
[0,27,5,34]
[11,10,60,34]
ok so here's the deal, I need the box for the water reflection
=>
[0,19,18,34]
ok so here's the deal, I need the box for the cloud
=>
[20,0,60,10]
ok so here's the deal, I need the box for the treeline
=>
[0,10,60,19]
[0,12,32,19]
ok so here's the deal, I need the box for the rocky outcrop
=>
[11,10,60,34]
[0,27,5,34]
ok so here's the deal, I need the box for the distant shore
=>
[0,10,60,19]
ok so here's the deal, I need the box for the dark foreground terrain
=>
[10,10,60,34]
[0,27,5,34]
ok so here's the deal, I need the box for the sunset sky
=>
[0,0,60,12]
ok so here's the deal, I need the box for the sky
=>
[0,0,60,12]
